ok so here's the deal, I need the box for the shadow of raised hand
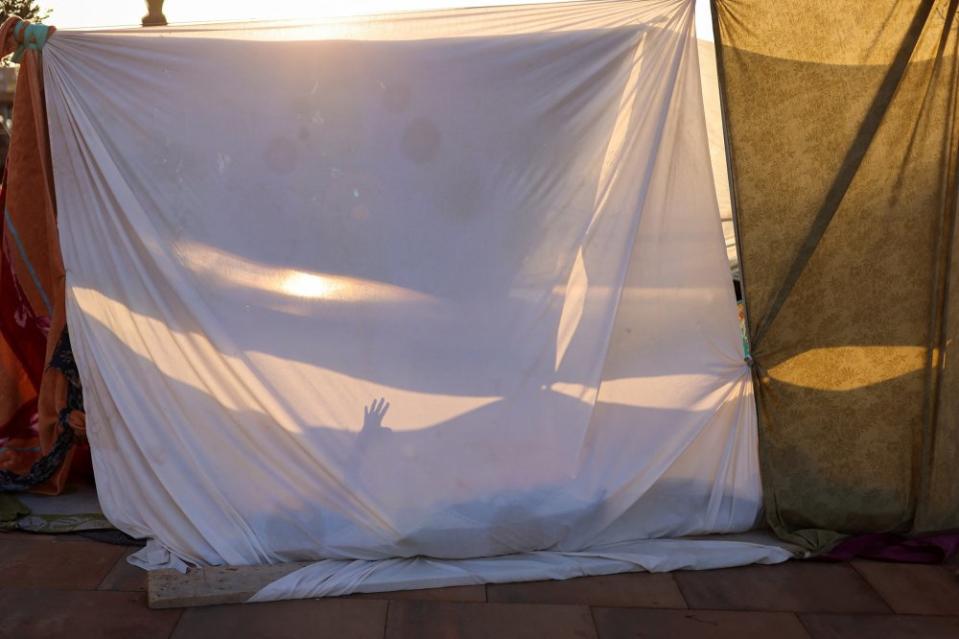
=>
[361,397,391,434]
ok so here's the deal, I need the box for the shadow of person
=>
[361,398,391,435]
[351,397,395,470]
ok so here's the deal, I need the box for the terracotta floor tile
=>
[799,613,959,639]
[592,607,812,639]
[98,549,148,592]
[172,598,387,639]
[674,562,890,613]
[487,573,686,608]
[0,533,127,589]
[0,588,181,639]
[350,584,486,602]
[852,561,959,615]
[385,600,597,639]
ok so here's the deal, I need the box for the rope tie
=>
[11,21,50,63]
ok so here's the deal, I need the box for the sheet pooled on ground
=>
[43,0,783,597]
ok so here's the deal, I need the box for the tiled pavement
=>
[1,531,958,638]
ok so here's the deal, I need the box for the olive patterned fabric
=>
[712,0,959,550]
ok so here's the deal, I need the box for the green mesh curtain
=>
[712,0,959,550]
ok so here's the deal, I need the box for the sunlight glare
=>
[280,272,346,299]
[45,0,715,40]
[176,241,435,304]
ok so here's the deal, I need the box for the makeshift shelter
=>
[0,0,956,604]
[713,0,959,550]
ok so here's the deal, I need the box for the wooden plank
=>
[148,562,313,609]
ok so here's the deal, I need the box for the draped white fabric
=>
[43,0,787,599]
